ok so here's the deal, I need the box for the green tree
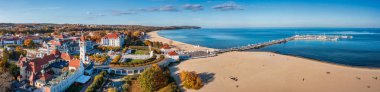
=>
[8,62,19,79]
[138,64,168,92]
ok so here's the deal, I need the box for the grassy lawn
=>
[133,50,149,55]
[130,59,145,63]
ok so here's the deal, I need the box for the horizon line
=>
[1,22,380,29]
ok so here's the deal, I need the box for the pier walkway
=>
[213,35,352,54]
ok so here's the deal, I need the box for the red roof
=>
[162,45,171,49]
[69,59,81,68]
[168,51,178,56]
[61,53,73,61]
[30,54,56,73]
[103,33,120,39]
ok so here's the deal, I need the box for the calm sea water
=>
[158,28,380,68]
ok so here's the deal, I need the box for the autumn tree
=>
[144,40,152,46]
[107,87,117,92]
[132,31,141,38]
[111,55,121,63]
[179,71,203,90]
[24,39,35,47]
[13,46,27,60]
[138,64,168,92]
[0,49,9,71]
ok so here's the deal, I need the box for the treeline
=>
[0,23,200,34]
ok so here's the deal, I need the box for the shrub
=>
[179,71,203,90]
[85,71,107,92]
[111,55,121,63]
[122,47,128,53]
[90,54,109,63]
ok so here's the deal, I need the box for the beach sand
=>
[148,31,380,92]
[147,31,215,51]
[172,52,380,92]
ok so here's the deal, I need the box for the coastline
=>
[147,31,380,92]
[147,31,216,51]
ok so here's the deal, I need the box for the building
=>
[0,37,23,46]
[38,33,94,56]
[160,45,172,54]
[100,32,125,47]
[23,35,43,44]
[166,51,180,61]
[18,34,89,92]
[37,34,79,55]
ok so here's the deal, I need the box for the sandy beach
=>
[148,31,380,92]
[147,31,215,51]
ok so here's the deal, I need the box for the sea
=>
[158,28,380,68]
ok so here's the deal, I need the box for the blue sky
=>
[0,0,379,28]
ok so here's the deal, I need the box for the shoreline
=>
[174,51,380,92]
[254,50,380,70]
[149,30,379,69]
[147,30,380,92]
[147,31,216,51]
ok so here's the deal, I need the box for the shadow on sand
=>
[198,72,215,85]
[168,62,216,91]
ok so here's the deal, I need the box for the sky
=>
[0,0,379,28]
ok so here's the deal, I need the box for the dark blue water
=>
[158,28,380,68]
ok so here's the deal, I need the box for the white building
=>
[100,33,125,47]
[18,33,89,92]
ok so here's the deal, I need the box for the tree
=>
[144,40,152,46]
[2,49,9,62]
[0,72,13,91]
[14,46,27,60]
[138,64,168,92]
[107,87,117,92]
[24,39,35,48]
[111,55,121,63]
[85,71,107,92]
[8,62,19,79]
[179,71,203,90]
[132,31,141,38]
[0,49,9,71]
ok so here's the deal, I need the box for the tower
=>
[79,32,86,67]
